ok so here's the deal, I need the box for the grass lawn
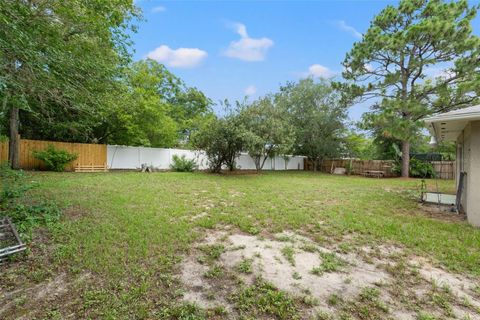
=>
[2,171,479,319]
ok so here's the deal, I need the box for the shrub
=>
[0,163,60,240]
[393,158,436,178]
[170,155,197,172]
[0,162,32,203]
[7,201,61,238]
[191,116,250,173]
[33,145,78,172]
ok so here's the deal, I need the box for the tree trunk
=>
[401,140,410,178]
[8,106,20,169]
[312,158,317,172]
[253,155,262,172]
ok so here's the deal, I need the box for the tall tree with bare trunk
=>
[339,0,480,177]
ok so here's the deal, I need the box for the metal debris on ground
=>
[0,217,26,263]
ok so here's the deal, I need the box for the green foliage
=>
[393,158,436,178]
[192,107,251,173]
[7,201,61,238]
[277,78,347,170]
[203,265,224,279]
[159,303,205,320]
[281,245,296,266]
[236,258,254,274]
[104,60,213,148]
[340,0,480,176]
[0,163,60,239]
[344,131,377,160]
[0,163,31,203]
[198,244,225,262]
[311,252,347,275]
[230,279,300,319]
[170,155,197,172]
[238,95,295,171]
[435,141,456,161]
[0,0,138,142]
[33,145,78,172]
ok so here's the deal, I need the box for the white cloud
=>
[335,20,362,39]
[424,66,455,79]
[151,6,166,13]
[224,23,274,61]
[304,64,336,78]
[364,63,374,72]
[146,45,207,68]
[244,85,257,96]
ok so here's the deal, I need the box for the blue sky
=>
[131,0,480,121]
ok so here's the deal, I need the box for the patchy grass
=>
[229,279,300,319]
[1,171,478,319]
[311,252,347,275]
[236,258,253,274]
[281,245,296,266]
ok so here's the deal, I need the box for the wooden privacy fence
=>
[0,138,107,172]
[429,161,455,180]
[304,158,455,179]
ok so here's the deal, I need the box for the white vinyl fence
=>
[107,145,305,171]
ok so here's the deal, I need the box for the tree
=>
[103,60,181,147]
[344,131,377,160]
[106,59,213,147]
[278,78,348,171]
[340,0,480,177]
[0,0,138,168]
[191,109,251,173]
[239,95,295,172]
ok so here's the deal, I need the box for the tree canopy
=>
[278,78,348,170]
[1,2,213,165]
[339,0,480,177]
[1,0,139,167]
[238,95,295,171]
[103,59,213,147]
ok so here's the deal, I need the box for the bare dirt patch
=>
[179,229,480,319]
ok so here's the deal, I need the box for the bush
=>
[0,162,31,203]
[393,158,436,178]
[170,155,197,172]
[0,163,60,240]
[191,116,250,173]
[33,145,78,172]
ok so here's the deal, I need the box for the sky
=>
[131,0,480,121]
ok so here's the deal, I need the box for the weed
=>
[430,292,453,316]
[311,252,346,275]
[203,265,223,279]
[338,242,352,253]
[230,279,300,319]
[316,311,335,320]
[302,295,319,306]
[198,244,224,263]
[327,293,341,306]
[292,271,302,280]
[159,302,205,319]
[281,245,296,266]
[416,313,438,320]
[236,258,253,274]
[300,242,317,253]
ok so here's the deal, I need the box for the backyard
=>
[1,171,479,320]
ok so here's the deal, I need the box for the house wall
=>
[457,127,468,212]
[465,121,480,226]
